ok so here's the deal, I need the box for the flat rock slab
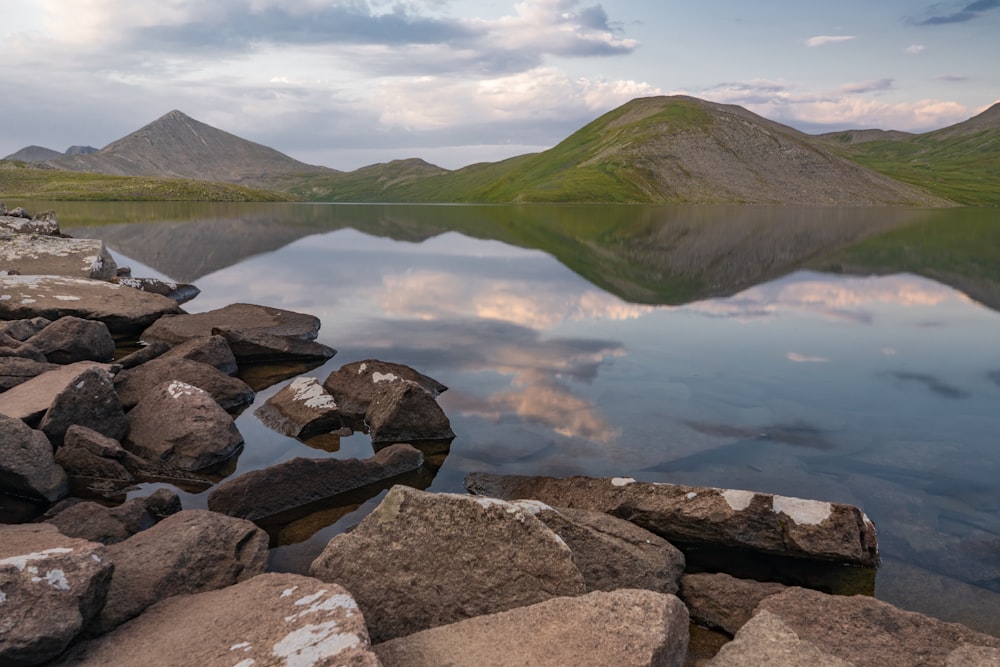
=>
[0,233,116,280]
[0,361,113,422]
[0,357,59,392]
[0,275,180,335]
[54,573,379,667]
[208,443,424,521]
[214,326,337,363]
[375,589,690,667]
[254,375,342,437]
[0,523,112,667]
[309,485,586,643]
[708,587,1000,666]
[466,474,880,567]
[114,356,254,412]
[111,276,200,305]
[679,572,788,636]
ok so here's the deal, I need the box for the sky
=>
[2,0,998,170]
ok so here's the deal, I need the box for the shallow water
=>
[49,202,1000,635]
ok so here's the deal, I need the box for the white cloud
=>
[805,35,856,47]
[905,43,926,54]
[787,352,831,363]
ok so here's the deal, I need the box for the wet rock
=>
[207,443,424,521]
[39,366,128,446]
[0,357,59,392]
[125,380,244,471]
[114,357,254,412]
[0,414,67,502]
[26,316,115,364]
[114,339,170,370]
[0,524,113,667]
[0,317,51,341]
[158,334,237,375]
[44,489,181,545]
[679,572,788,636]
[55,573,379,667]
[708,587,1000,666]
[213,325,337,363]
[466,474,880,567]
[522,502,686,595]
[375,589,689,667]
[91,509,269,635]
[111,276,200,305]
[0,361,112,422]
[309,485,586,643]
[254,376,342,438]
[0,275,180,335]
[0,234,116,280]
[322,358,448,423]
[366,379,455,444]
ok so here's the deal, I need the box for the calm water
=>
[54,202,1000,635]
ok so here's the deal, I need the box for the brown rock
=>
[679,572,788,635]
[0,234,116,280]
[114,339,170,370]
[0,414,67,502]
[114,356,254,412]
[309,485,586,643]
[322,358,448,422]
[0,317,51,341]
[0,357,59,392]
[0,361,113,422]
[158,334,237,375]
[44,489,181,545]
[213,325,337,363]
[54,440,134,484]
[111,276,200,305]
[254,375,342,437]
[366,379,455,444]
[26,316,115,364]
[375,589,690,667]
[38,366,128,446]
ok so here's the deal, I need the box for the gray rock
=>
[125,380,244,471]
[158,334,237,375]
[0,234,115,280]
[0,275,180,335]
[114,356,254,412]
[466,474,880,567]
[254,375,342,438]
[0,357,59,392]
[309,485,586,643]
[45,488,181,545]
[114,339,170,370]
[366,379,455,444]
[54,439,134,485]
[207,443,424,521]
[375,589,689,667]
[0,317,51,341]
[0,523,112,667]
[55,573,379,667]
[0,414,67,502]
[213,325,337,363]
[0,361,112,422]
[26,316,115,364]
[39,366,128,446]
[322,358,448,423]
[111,276,200,305]
[63,424,129,460]
[1,214,60,235]
[679,572,788,636]
[521,502,686,595]
[92,509,269,635]
[0,331,47,362]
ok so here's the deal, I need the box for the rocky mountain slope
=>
[4,145,66,162]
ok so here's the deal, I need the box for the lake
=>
[52,201,1000,636]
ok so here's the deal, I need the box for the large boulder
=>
[309,485,586,643]
[54,426,135,488]
[25,316,115,364]
[0,361,114,423]
[375,589,690,667]
[366,379,455,444]
[0,233,116,280]
[322,359,448,423]
[0,414,67,502]
[0,357,58,393]
[113,357,254,412]
[157,334,237,375]
[0,523,112,667]
[466,474,880,567]
[679,572,788,636]
[53,573,379,667]
[208,443,424,521]
[0,275,180,335]
[707,587,1000,666]
[125,381,244,471]
[44,488,181,545]
[92,509,269,634]
[254,375,343,438]
[38,366,128,446]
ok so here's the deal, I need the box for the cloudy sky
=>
[3,0,998,169]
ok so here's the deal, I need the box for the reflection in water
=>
[889,371,971,400]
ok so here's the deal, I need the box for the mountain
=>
[4,145,65,162]
[65,145,99,155]
[816,129,916,145]
[45,110,333,186]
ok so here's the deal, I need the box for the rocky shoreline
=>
[2,206,999,666]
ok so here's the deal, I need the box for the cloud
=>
[805,35,856,47]
[840,78,894,94]
[916,0,1000,25]
[905,43,926,54]
[787,352,831,363]
[935,74,969,82]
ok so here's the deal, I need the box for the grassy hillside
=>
[0,160,293,201]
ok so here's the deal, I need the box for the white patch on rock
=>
[233,660,255,667]
[54,295,81,301]
[272,622,361,666]
[686,492,698,500]
[44,569,70,590]
[284,590,358,623]
[281,586,298,598]
[611,477,636,487]
[0,547,74,571]
[289,377,337,410]
[357,363,367,374]
[91,554,101,563]
[722,489,756,511]
[512,499,554,515]
[230,642,252,652]
[371,372,398,384]
[0,590,6,603]
[20,298,36,304]
[166,381,200,399]
[772,495,832,525]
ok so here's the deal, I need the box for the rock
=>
[140,302,334,363]
[5,206,30,218]
[38,366,128,446]
[708,587,1000,666]
[0,357,59,392]
[375,589,689,667]
[322,358,448,423]
[679,572,788,636]
[366,379,455,444]
[466,474,880,567]
[114,339,170,370]
[254,375,342,438]
[92,509,269,635]
[45,489,181,545]
[54,439,134,485]
[309,485,586,643]
[158,334,237,375]
[26,316,115,364]
[63,424,129,460]
[0,523,112,667]
[0,233,116,280]
[0,414,67,502]
[0,332,47,362]
[0,275,180,336]
[0,214,57,234]
[0,361,112,422]
[0,317,51,341]
[114,357,254,412]
[207,443,425,521]
[125,381,244,471]
[54,573,380,667]
[521,502,686,595]
[111,276,200,305]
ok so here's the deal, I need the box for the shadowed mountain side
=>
[3,145,65,162]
